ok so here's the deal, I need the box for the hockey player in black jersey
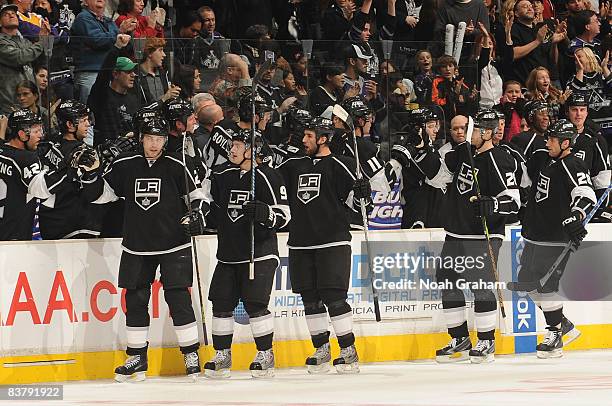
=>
[276,117,372,374]
[0,109,76,241]
[565,93,611,222]
[426,112,520,364]
[80,118,210,381]
[270,106,310,167]
[386,107,446,228]
[204,128,290,379]
[516,119,597,358]
[37,100,102,239]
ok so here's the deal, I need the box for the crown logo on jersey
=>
[228,190,250,222]
[297,173,321,204]
[456,163,477,195]
[535,174,550,202]
[134,178,161,211]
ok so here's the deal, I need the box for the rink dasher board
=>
[1,225,612,383]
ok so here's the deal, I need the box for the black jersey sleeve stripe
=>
[259,169,278,206]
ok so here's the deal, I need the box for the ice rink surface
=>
[15,350,612,406]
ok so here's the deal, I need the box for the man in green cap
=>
[88,33,141,147]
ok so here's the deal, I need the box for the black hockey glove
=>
[286,134,305,155]
[329,129,348,154]
[181,210,205,237]
[562,211,587,246]
[352,178,372,200]
[471,195,498,218]
[243,200,275,228]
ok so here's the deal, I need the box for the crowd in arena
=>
[0,0,610,239]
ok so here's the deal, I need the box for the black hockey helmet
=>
[232,128,266,156]
[474,109,500,130]
[492,105,505,120]
[140,117,170,138]
[56,100,91,132]
[237,91,273,122]
[566,92,589,108]
[341,96,370,120]
[522,100,549,124]
[546,119,577,146]
[285,107,312,135]
[133,102,164,136]
[409,107,440,126]
[6,108,43,140]
[163,98,194,126]
[345,41,373,61]
[304,117,335,142]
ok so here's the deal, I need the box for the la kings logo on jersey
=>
[456,163,477,195]
[297,174,321,204]
[228,190,250,222]
[535,174,550,202]
[135,178,161,210]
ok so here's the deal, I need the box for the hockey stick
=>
[248,60,273,280]
[181,134,208,346]
[349,121,382,322]
[453,21,467,65]
[507,182,612,292]
[465,117,507,319]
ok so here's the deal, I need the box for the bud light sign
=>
[369,182,402,230]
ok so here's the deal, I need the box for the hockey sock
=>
[165,288,199,353]
[474,291,497,340]
[125,288,151,355]
[540,293,563,327]
[211,311,234,350]
[302,290,330,348]
[245,304,274,351]
[442,288,468,337]
[327,300,355,348]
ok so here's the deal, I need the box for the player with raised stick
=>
[424,112,520,364]
[510,119,597,358]
[79,117,210,381]
[276,117,372,374]
[203,128,290,379]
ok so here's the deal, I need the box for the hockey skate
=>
[250,349,275,378]
[114,354,147,382]
[184,351,201,380]
[333,344,359,374]
[536,327,563,359]
[435,337,472,363]
[469,339,495,364]
[204,349,231,379]
[305,343,331,374]
[561,316,581,345]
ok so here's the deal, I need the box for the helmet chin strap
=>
[552,139,570,159]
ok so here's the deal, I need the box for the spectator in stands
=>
[174,64,202,101]
[0,3,47,114]
[208,53,251,102]
[164,10,201,68]
[34,65,52,108]
[494,79,526,141]
[569,10,603,57]
[115,0,163,38]
[88,33,140,146]
[395,0,421,43]
[70,0,136,104]
[288,51,309,90]
[195,103,223,150]
[308,64,345,116]
[136,37,179,105]
[510,0,566,84]
[15,80,52,132]
[525,66,571,118]
[12,0,53,40]
[322,0,355,42]
[432,55,478,119]
[476,24,504,109]
[413,49,434,104]
[241,24,272,76]
[567,47,612,137]
[566,0,588,39]
[196,6,234,87]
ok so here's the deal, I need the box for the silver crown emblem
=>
[142,197,150,206]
